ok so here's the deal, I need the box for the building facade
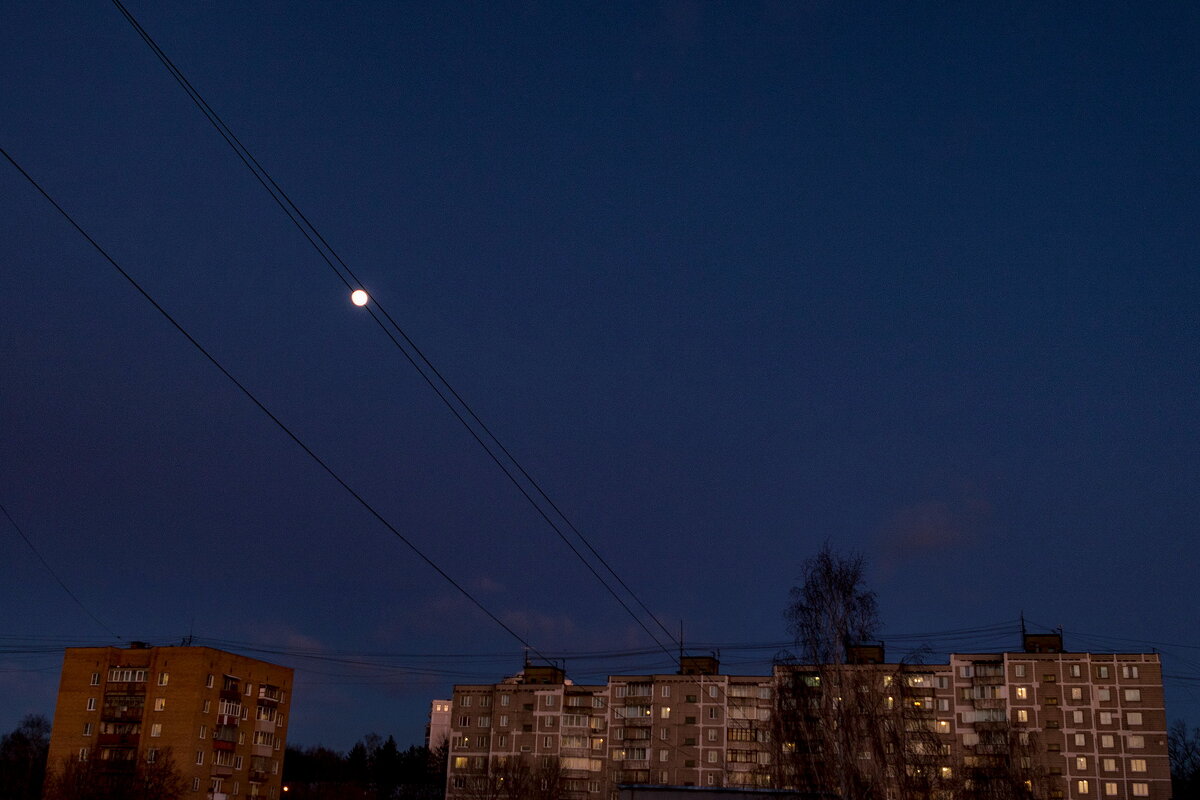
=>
[46,643,294,800]
[441,639,1169,800]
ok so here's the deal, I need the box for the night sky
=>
[2,2,1198,750]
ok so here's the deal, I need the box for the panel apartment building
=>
[46,643,294,800]
[441,636,1169,800]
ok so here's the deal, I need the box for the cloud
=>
[876,492,993,575]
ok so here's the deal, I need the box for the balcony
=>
[213,739,235,752]
[97,733,139,748]
[248,770,268,783]
[258,686,282,704]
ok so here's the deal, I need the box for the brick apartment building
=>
[45,643,294,799]
[441,635,1169,800]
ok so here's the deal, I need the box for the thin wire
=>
[0,502,122,640]
[109,0,680,660]
[0,144,543,662]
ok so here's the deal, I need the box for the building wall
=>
[46,644,294,800]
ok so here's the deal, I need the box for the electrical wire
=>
[0,501,122,640]
[0,143,545,665]
[108,0,680,663]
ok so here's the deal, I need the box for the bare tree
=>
[785,542,880,665]
[1169,720,1200,800]
[43,747,185,800]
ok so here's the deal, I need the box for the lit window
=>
[1072,687,1083,700]
[1017,710,1029,723]
[1125,689,1141,702]
[1077,757,1088,770]
[660,707,670,719]
[1078,780,1090,794]
[1074,711,1085,724]
[150,723,162,737]
[1132,783,1149,797]
[86,698,96,711]
[1131,759,1147,772]
[941,767,953,779]
[1075,734,1086,747]
[1104,783,1118,796]
[1101,735,1114,748]
[155,698,165,712]
[1016,687,1028,700]
[937,720,950,733]
[1103,759,1116,772]
[157,672,168,686]
[1129,736,1145,749]
[1127,712,1143,726]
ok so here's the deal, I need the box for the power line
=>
[108,0,680,662]
[0,501,122,640]
[0,144,544,664]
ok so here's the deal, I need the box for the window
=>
[937,720,950,733]
[707,750,718,763]
[1100,713,1113,725]
[709,686,718,698]
[157,672,168,686]
[1016,687,1028,699]
[499,715,509,727]
[195,751,204,765]
[244,683,252,696]
[938,698,950,711]
[686,695,697,703]
[1123,666,1140,679]
[480,696,491,708]
[1015,665,1026,677]
[478,717,490,728]
[206,674,214,688]
[544,736,552,748]
[685,716,697,725]
[78,748,88,762]
[1104,783,1118,796]
[659,749,669,762]
[1098,666,1110,678]
[86,697,96,711]
[1101,735,1114,748]
[90,672,100,686]
[1127,712,1143,726]
[145,749,158,763]
[1099,688,1111,702]
[1131,759,1147,772]
[203,700,210,713]
[1133,783,1150,797]
[1017,710,1029,723]
[459,715,469,727]
[659,729,668,741]
[660,707,670,719]
[1072,687,1083,700]
[235,756,243,769]
[661,685,670,698]
[708,707,718,719]
[1077,757,1088,770]
[499,694,509,706]
[707,728,718,742]
[1074,711,1085,724]
[1103,759,1117,772]
[192,778,201,792]
[83,723,93,736]
[155,698,165,712]
[1075,734,1086,747]
[461,696,471,707]
[1125,689,1142,702]
[1078,780,1090,794]
[150,723,162,737]
[1129,735,1145,749]
[1071,664,1082,678]
[1044,674,1057,683]
[545,695,555,708]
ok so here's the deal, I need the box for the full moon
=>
[350,289,369,306]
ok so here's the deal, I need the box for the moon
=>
[350,289,369,306]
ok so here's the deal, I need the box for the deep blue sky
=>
[2,2,1198,750]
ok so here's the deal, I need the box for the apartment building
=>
[444,657,776,798]
[46,643,294,800]
[441,636,1169,800]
